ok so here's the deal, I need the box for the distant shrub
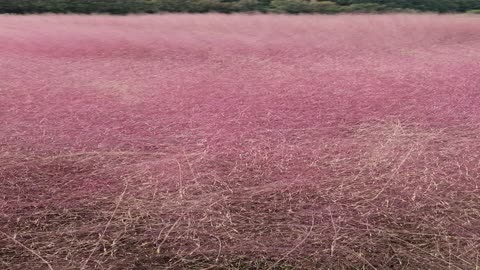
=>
[185,0,223,13]
[231,0,260,12]
[388,8,417,13]
[343,3,388,13]
[255,0,273,11]
[270,0,313,13]
[310,1,344,14]
[467,9,480,14]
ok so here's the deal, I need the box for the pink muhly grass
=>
[1,14,480,269]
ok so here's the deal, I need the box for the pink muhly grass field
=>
[1,14,480,269]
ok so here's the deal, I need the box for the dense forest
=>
[0,0,479,14]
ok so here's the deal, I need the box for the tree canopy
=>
[0,0,479,14]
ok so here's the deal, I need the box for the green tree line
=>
[0,0,479,14]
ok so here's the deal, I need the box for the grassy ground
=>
[1,14,480,269]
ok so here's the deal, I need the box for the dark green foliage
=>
[0,0,479,14]
[0,0,161,14]
[343,2,388,12]
[270,0,313,13]
[256,0,273,11]
[332,0,480,12]
[310,1,346,13]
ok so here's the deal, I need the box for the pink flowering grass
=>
[1,14,480,269]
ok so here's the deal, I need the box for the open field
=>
[1,14,480,269]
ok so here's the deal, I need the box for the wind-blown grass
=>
[1,14,480,269]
